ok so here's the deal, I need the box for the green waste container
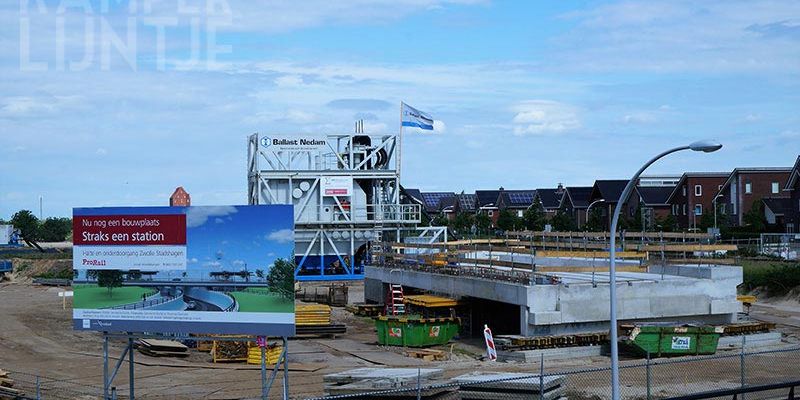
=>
[374,316,460,347]
[622,324,724,357]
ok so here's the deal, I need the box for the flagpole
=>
[398,102,403,183]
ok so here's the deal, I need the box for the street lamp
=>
[608,140,721,400]
[585,198,605,230]
[712,193,724,233]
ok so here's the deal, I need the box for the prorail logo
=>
[260,136,327,147]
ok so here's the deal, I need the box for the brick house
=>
[588,180,629,230]
[496,189,537,219]
[783,156,800,233]
[559,186,593,229]
[532,185,566,220]
[716,167,792,227]
[626,186,674,230]
[665,173,729,230]
[169,186,191,206]
[476,189,502,227]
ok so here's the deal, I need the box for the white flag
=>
[401,102,434,130]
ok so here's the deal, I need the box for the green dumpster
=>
[374,316,460,347]
[622,324,724,357]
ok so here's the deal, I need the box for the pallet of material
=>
[211,340,249,363]
[345,303,384,317]
[722,322,775,336]
[405,348,448,361]
[404,295,461,308]
[453,372,565,400]
[246,344,283,365]
[296,304,332,326]
[294,324,346,336]
[137,339,189,358]
[326,382,458,399]
[0,369,21,400]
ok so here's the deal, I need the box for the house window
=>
[682,185,687,196]
[517,210,523,217]
[745,182,752,194]
[772,182,780,194]
[683,204,687,215]
[694,185,702,196]
[488,210,493,217]
[694,205,703,215]
[720,203,727,214]
[731,202,737,215]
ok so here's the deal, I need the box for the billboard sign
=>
[321,176,353,197]
[72,205,295,336]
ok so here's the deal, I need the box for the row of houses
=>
[404,155,800,233]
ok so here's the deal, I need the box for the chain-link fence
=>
[305,345,800,400]
[2,345,799,399]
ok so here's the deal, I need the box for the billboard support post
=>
[102,333,135,400]
[263,337,290,399]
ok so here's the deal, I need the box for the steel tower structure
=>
[247,133,444,281]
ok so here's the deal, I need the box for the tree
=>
[474,213,491,235]
[95,270,124,298]
[585,207,604,232]
[40,217,72,242]
[496,209,522,231]
[431,214,449,227]
[523,199,546,231]
[267,258,295,300]
[10,210,39,241]
[255,269,264,281]
[743,199,766,232]
[655,214,678,232]
[551,209,575,232]
[451,212,474,235]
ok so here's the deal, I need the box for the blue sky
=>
[1,1,799,218]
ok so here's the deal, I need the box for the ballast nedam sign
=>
[260,135,328,151]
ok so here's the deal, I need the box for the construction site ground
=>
[1,279,800,399]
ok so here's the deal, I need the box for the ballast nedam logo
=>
[261,136,327,147]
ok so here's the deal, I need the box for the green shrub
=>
[742,262,800,296]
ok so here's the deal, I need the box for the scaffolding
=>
[247,133,444,280]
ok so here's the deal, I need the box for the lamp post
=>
[585,198,605,230]
[713,194,723,233]
[608,140,722,400]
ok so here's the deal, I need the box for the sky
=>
[1,0,799,218]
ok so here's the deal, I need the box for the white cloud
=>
[186,206,238,227]
[284,109,316,123]
[511,100,580,135]
[232,259,246,267]
[203,260,221,268]
[744,113,761,122]
[266,228,294,244]
[622,112,657,124]
[95,148,108,155]
[188,257,198,264]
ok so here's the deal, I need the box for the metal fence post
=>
[416,368,422,400]
[261,344,267,400]
[539,353,545,400]
[111,387,117,400]
[646,352,652,400]
[741,335,747,400]
[35,375,40,400]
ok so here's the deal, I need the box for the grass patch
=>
[230,291,293,313]
[73,284,155,309]
[34,269,73,280]
[741,259,800,296]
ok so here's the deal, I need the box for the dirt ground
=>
[1,279,800,399]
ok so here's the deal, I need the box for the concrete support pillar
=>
[519,305,529,336]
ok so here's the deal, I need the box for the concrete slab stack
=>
[452,372,566,400]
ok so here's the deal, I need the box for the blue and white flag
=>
[401,102,434,130]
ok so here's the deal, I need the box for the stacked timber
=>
[494,332,609,351]
[296,304,332,325]
[246,342,283,365]
[295,304,346,337]
[404,348,448,361]
[0,369,22,399]
[453,372,566,400]
[137,339,189,358]
[345,303,383,317]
